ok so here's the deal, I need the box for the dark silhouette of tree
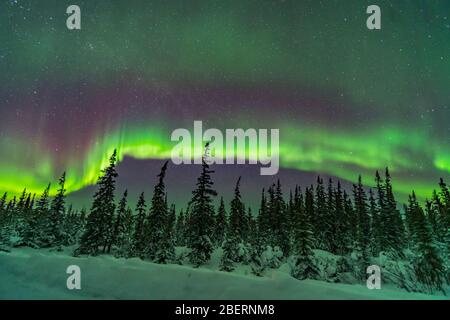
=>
[175,208,186,246]
[47,172,67,248]
[146,161,170,261]
[186,145,217,267]
[108,189,128,254]
[214,197,227,247]
[74,150,118,256]
[407,191,446,294]
[132,192,147,258]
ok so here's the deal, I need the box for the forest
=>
[0,148,449,296]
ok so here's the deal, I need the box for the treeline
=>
[0,149,449,295]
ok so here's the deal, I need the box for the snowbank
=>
[0,248,445,300]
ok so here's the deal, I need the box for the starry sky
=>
[0,0,449,202]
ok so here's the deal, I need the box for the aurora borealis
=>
[0,0,449,202]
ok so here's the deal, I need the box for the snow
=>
[0,248,446,300]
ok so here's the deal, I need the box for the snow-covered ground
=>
[0,248,446,300]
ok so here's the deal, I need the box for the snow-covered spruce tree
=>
[368,188,382,256]
[0,192,10,246]
[228,177,246,244]
[334,182,351,255]
[116,207,134,258]
[186,146,217,267]
[23,183,51,248]
[273,180,290,257]
[131,192,147,258]
[45,172,67,248]
[408,192,446,294]
[436,179,450,272]
[64,207,86,246]
[155,203,176,264]
[376,169,405,255]
[352,176,371,280]
[247,208,258,247]
[175,208,186,246]
[314,176,331,251]
[342,190,357,247]
[213,197,227,247]
[257,189,270,247]
[220,231,237,272]
[250,245,265,276]
[74,150,118,256]
[108,190,128,254]
[291,187,319,281]
[145,161,172,263]
[146,161,172,262]
[326,178,337,253]
[221,178,245,262]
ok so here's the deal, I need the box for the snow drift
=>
[0,248,444,300]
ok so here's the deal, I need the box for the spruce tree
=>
[155,202,176,264]
[273,179,290,257]
[368,189,381,256]
[228,177,246,243]
[47,172,67,248]
[335,181,350,255]
[24,183,51,248]
[116,207,134,258]
[408,192,446,294]
[0,193,9,245]
[257,189,270,246]
[132,192,147,258]
[220,231,236,272]
[314,177,329,251]
[214,197,227,247]
[352,176,371,280]
[108,190,128,254]
[175,209,186,246]
[326,178,337,253]
[291,186,318,280]
[146,161,170,261]
[74,150,118,256]
[384,168,405,252]
[186,146,217,267]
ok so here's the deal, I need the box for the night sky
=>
[0,0,449,202]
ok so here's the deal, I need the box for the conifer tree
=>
[146,161,169,261]
[408,192,446,294]
[0,192,7,212]
[335,181,350,255]
[228,177,246,243]
[116,207,134,258]
[24,183,51,248]
[74,150,118,256]
[155,202,176,264]
[132,192,147,258]
[384,168,405,252]
[291,186,318,280]
[257,189,270,246]
[273,179,290,256]
[326,178,337,253]
[220,231,236,272]
[0,193,9,245]
[108,190,128,253]
[314,177,329,250]
[214,197,227,246]
[352,176,371,279]
[175,209,186,246]
[47,172,67,248]
[186,145,217,267]
[368,189,381,256]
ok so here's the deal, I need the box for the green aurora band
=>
[0,0,449,203]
